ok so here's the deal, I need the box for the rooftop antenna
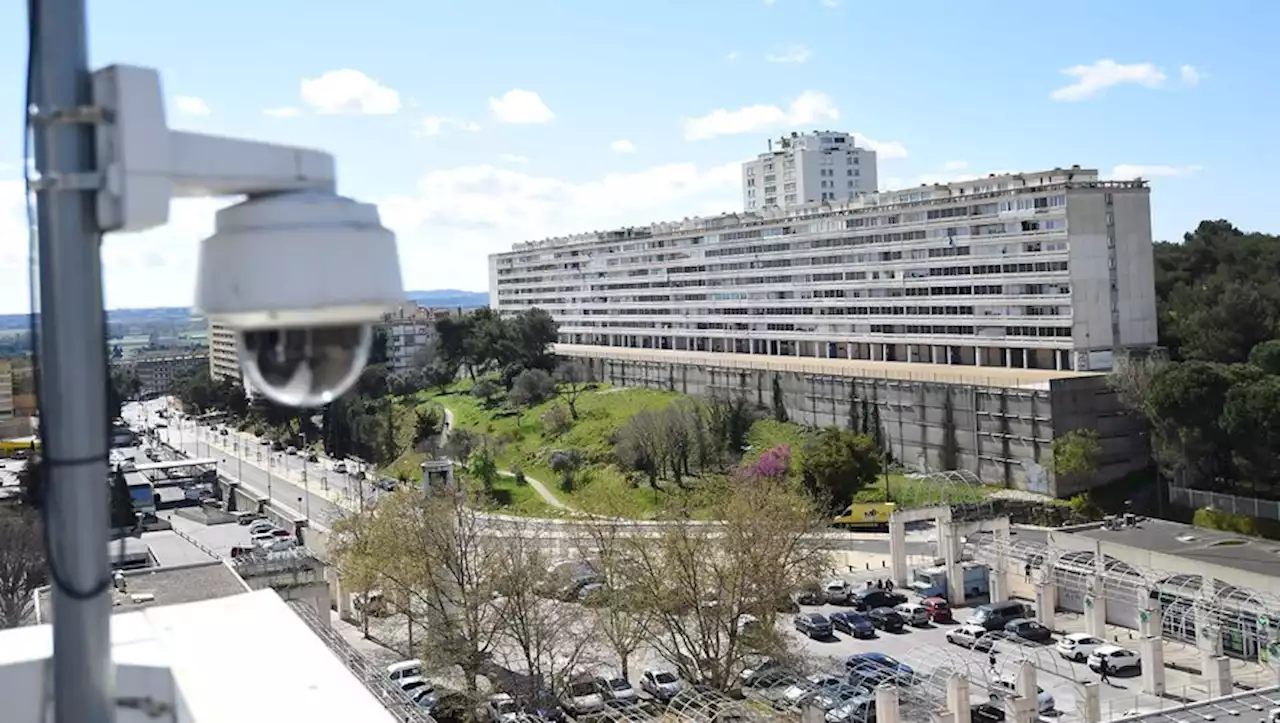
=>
[767,138,772,152]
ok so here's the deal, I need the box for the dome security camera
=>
[195,191,404,408]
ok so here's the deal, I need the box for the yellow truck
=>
[832,502,896,530]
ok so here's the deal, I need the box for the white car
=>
[894,602,930,627]
[1087,645,1140,674]
[989,678,1055,713]
[824,579,852,603]
[782,674,843,707]
[1056,632,1106,662]
[946,624,988,648]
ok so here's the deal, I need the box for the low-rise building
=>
[379,302,448,371]
[113,350,209,398]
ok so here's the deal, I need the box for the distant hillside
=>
[406,289,489,309]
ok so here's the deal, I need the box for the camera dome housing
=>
[195,191,403,407]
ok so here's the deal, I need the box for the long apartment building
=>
[489,166,1159,374]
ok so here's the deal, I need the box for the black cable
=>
[25,0,115,601]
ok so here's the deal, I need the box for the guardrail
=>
[286,599,437,723]
[1168,484,1280,522]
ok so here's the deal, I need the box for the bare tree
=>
[574,516,654,680]
[0,510,46,628]
[494,527,595,697]
[1108,350,1168,416]
[614,410,666,489]
[332,487,507,704]
[554,361,591,420]
[620,479,830,690]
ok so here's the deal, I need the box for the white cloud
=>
[683,91,839,141]
[1180,64,1202,86]
[300,69,402,115]
[1050,59,1167,102]
[1108,164,1203,180]
[610,140,638,154]
[765,46,813,64]
[497,154,529,165]
[263,107,301,118]
[489,89,555,124]
[726,51,740,62]
[852,134,909,160]
[377,162,741,292]
[173,95,211,117]
[420,116,482,136]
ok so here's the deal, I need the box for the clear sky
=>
[1,0,1277,314]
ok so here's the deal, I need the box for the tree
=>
[109,468,138,531]
[471,379,502,408]
[509,368,555,409]
[745,444,791,481]
[573,509,654,680]
[331,488,508,704]
[1220,376,1280,486]
[615,411,665,489]
[771,374,788,423]
[554,361,591,420]
[1143,361,1243,485]
[800,426,882,511]
[493,530,593,699]
[1108,351,1168,415]
[548,449,583,492]
[619,478,829,690]
[467,446,499,493]
[0,510,46,628]
[509,308,559,372]
[1248,340,1280,376]
[706,395,753,468]
[1051,429,1102,488]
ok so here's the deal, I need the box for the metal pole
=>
[30,0,115,719]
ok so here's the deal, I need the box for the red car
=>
[922,597,953,623]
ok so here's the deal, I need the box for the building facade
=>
[207,321,240,383]
[490,167,1158,373]
[742,131,879,211]
[113,351,209,398]
[378,302,447,371]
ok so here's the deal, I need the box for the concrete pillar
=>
[931,346,939,364]
[1084,578,1106,637]
[1079,681,1101,723]
[946,674,971,723]
[1003,348,1011,368]
[989,526,1011,603]
[1140,635,1165,696]
[1003,661,1038,723]
[334,574,352,620]
[1139,603,1161,639]
[889,515,908,587]
[1205,655,1232,697]
[940,522,966,607]
[874,684,900,723]
[1034,582,1056,626]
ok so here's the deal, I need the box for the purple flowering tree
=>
[745,444,791,481]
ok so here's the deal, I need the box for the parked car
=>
[1004,618,1053,643]
[599,676,638,706]
[486,693,521,723]
[334,462,348,474]
[1087,645,1141,674]
[234,511,264,525]
[794,613,834,639]
[823,579,852,604]
[640,669,682,702]
[825,694,875,723]
[967,600,1030,631]
[850,589,907,612]
[781,674,844,707]
[285,446,298,455]
[922,597,953,623]
[894,602,931,627]
[520,689,565,722]
[811,684,871,712]
[829,611,876,638]
[844,653,914,679]
[1056,632,1107,662]
[796,589,823,606]
[946,624,988,648]
[307,452,319,463]
[867,607,905,633]
[560,678,605,716]
[988,678,1055,713]
[386,659,422,683]
[739,658,789,688]
[247,519,274,535]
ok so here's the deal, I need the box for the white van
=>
[386,659,422,682]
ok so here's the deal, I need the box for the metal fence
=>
[286,599,437,723]
[1168,485,1280,522]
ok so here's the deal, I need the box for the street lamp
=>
[27,11,403,719]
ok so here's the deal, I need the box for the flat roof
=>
[36,560,249,623]
[3,590,399,723]
[132,458,217,472]
[140,530,220,567]
[553,343,1099,388]
[1069,518,1280,578]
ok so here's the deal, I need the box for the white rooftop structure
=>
[0,589,399,722]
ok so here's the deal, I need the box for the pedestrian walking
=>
[988,651,997,672]
[1024,562,1032,582]
[1098,657,1110,685]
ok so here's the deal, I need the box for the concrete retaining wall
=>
[571,355,1147,497]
